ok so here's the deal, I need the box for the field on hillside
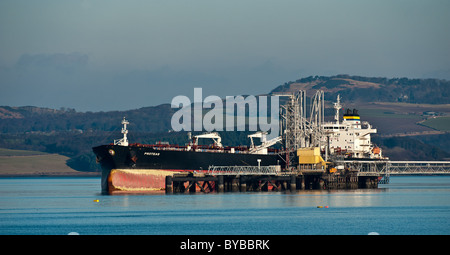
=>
[0,148,99,176]
[345,102,450,135]
[420,117,450,132]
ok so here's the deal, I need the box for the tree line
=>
[271,75,450,104]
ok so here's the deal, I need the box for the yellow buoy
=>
[93,199,99,202]
[317,206,323,208]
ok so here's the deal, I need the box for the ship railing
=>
[207,165,281,175]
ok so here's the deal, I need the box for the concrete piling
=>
[217,175,224,193]
[290,175,296,192]
[231,177,239,192]
[240,177,247,192]
[165,175,173,194]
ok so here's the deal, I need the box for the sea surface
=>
[1,176,450,235]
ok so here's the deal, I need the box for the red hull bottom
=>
[108,169,185,193]
[107,168,283,194]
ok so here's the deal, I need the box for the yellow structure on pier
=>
[297,147,326,166]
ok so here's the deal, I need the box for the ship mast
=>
[334,95,342,124]
[114,117,129,146]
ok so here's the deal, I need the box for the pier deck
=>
[165,171,379,194]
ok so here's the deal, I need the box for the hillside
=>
[271,75,450,104]
[0,104,175,133]
[0,148,98,176]
[1,75,449,173]
[2,75,449,135]
[270,75,450,160]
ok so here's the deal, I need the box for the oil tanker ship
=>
[93,94,384,193]
[93,118,284,193]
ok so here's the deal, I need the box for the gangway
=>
[334,160,450,184]
[388,161,450,175]
[208,165,281,175]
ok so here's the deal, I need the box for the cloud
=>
[0,53,91,110]
[16,52,89,73]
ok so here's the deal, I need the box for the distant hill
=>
[2,75,449,134]
[0,104,175,133]
[1,75,449,173]
[270,74,450,104]
[0,148,98,176]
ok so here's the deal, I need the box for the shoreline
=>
[0,172,101,177]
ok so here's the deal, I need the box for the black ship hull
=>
[93,144,284,193]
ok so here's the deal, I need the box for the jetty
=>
[165,164,380,194]
[165,160,450,194]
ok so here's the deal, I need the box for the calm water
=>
[1,176,449,235]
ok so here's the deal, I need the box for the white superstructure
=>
[321,96,383,159]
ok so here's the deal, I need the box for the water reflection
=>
[276,189,386,208]
[1,176,450,235]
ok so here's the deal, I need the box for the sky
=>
[1,0,449,112]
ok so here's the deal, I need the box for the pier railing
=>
[207,161,450,185]
[388,161,450,175]
[208,165,281,175]
[335,160,390,176]
[335,160,450,184]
